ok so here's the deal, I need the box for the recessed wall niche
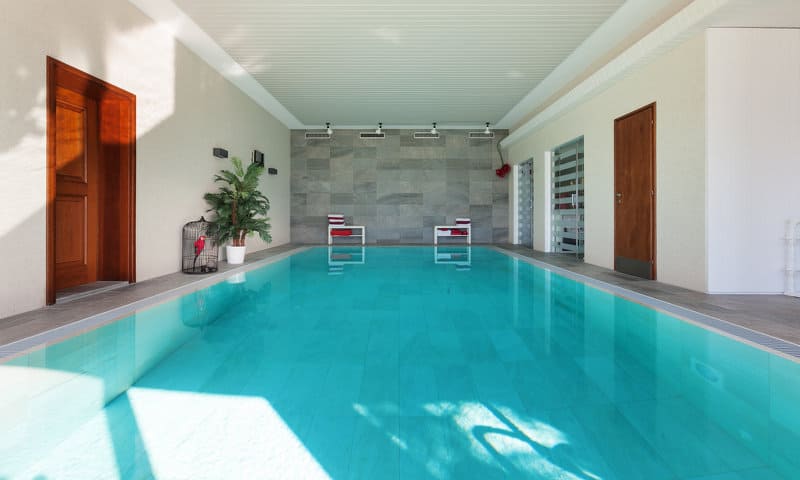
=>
[290,129,509,244]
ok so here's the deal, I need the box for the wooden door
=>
[614,104,656,279]
[53,86,100,290]
[47,57,137,304]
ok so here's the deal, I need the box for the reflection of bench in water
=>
[434,246,471,270]
[328,246,366,275]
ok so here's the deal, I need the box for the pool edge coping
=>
[490,246,800,364]
[0,246,312,361]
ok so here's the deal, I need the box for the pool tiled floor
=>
[2,247,798,479]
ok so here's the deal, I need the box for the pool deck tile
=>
[496,245,800,354]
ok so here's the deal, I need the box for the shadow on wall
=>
[0,9,258,478]
[0,0,287,319]
[289,129,511,245]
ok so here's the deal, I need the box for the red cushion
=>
[451,229,468,236]
[331,229,353,236]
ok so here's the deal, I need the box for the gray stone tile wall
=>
[291,129,509,244]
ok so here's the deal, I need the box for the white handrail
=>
[786,219,800,297]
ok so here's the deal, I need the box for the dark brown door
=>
[47,58,137,304]
[53,86,100,290]
[614,103,656,280]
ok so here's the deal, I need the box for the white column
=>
[510,164,520,245]
[543,150,553,253]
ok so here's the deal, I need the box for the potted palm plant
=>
[204,157,272,264]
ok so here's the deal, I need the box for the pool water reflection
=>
[1,247,798,479]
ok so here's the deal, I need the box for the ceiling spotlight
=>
[484,122,492,135]
[430,122,438,135]
[376,122,383,134]
[326,122,333,135]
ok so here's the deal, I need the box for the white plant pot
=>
[226,245,247,264]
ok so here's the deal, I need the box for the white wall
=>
[0,0,290,318]
[707,28,800,294]
[508,33,707,292]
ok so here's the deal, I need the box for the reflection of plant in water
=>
[181,278,273,330]
[181,290,210,329]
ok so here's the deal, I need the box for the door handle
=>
[616,192,622,204]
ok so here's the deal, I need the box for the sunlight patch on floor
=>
[128,388,331,479]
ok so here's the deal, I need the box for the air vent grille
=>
[305,132,331,140]
[468,132,495,139]
[413,132,440,140]
[359,132,386,139]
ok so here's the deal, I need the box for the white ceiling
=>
[135,0,800,130]
[169,0,634,127]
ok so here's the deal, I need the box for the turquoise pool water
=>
[1,246,799,479]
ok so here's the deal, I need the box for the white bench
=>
[328,225,365,245]
[434,225,471,245]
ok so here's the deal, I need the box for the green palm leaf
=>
[204,157,272,246]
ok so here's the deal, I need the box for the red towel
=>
[451,229,468,236]
[331,229,353,236]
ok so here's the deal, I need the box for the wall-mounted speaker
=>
[267,167,278,175]
[252,149,265,167]
[213,147,228,159]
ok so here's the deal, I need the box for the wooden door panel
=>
[47,57,137,304]
[53,86,99,290]
[55,101,87,181]
[614,104,656,280]
[54,196,86,264]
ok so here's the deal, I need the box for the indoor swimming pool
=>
[1,246,798,479]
